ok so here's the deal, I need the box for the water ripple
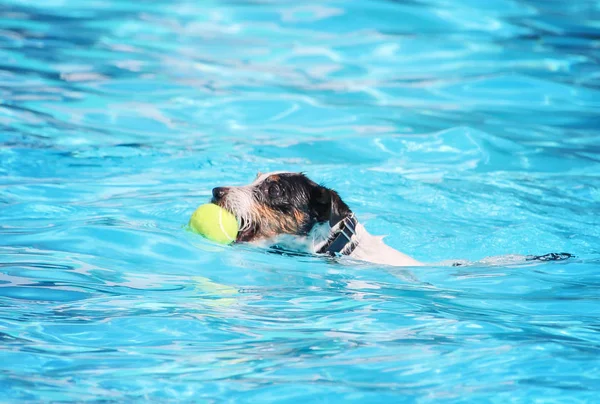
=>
[1,0,600,402]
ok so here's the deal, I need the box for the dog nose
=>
[212,187,228,200]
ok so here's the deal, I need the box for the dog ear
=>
[310,185,351,226]
[310,185,331,222]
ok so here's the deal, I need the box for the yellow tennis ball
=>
[188,203,239,244]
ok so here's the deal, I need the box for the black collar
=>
[317,214,358,256]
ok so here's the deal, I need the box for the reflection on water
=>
[1,0,599,401]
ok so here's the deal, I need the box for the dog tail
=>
[451,252,574,267]
[525,252,574,262]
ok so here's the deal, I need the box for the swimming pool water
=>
[1,0,600,401]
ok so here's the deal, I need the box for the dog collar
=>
[317,214,358,256]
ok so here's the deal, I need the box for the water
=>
[1,0,600,401]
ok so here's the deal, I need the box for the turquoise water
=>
[1,0,600,401]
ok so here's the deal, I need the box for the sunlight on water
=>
[1,0,600,401]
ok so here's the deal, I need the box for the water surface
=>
[1,0,600,401]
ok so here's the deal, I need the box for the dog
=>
[211,171,422,266]
[211,171,574,267]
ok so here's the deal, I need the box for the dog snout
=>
[212,187,229,201]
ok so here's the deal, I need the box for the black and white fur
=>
[212,171,422,266]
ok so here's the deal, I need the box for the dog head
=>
[212,172,351,243]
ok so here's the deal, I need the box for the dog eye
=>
[268,183,282,198]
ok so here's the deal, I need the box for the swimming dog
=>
[210,171,573,267]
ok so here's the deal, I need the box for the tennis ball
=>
[188,203,239,244]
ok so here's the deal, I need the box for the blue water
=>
[1,0,600,401]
